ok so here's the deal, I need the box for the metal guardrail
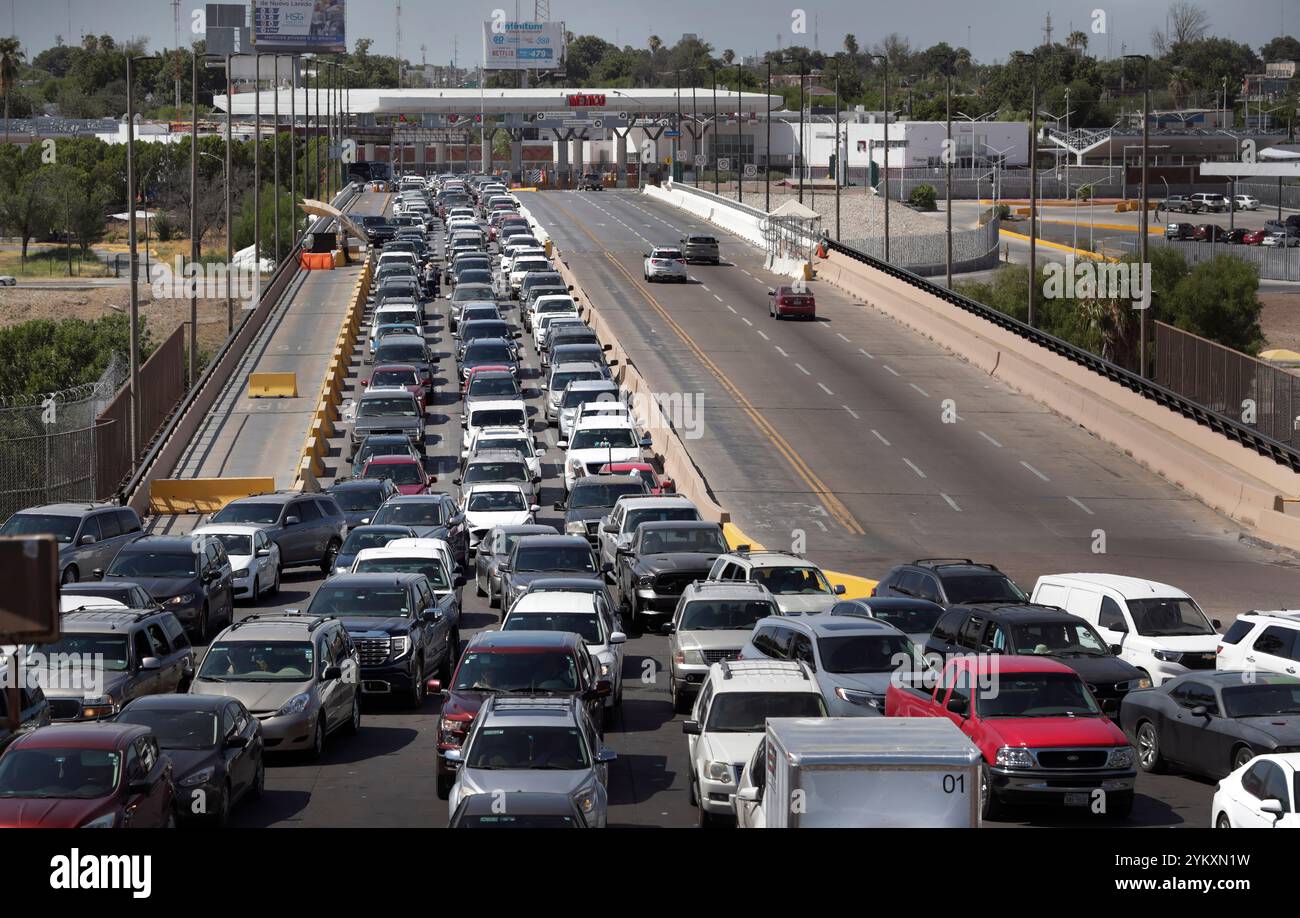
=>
[117,184,361,506]
[825,237,1300,474]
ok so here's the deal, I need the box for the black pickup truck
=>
[613,520,728,631]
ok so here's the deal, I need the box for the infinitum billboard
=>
[253,0,347,53]
[482,20,566,71]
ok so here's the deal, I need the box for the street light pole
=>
[254,53,262,291]
[189,51,199,384]
[274,55,282,265]
[712,67,719,195]
[1015,51,1039,325]
[225,52,234,334]
[834,73,841,240]
[1126,53,1151,377]
[945,67,952,288]
[737,62,744,204]
[126,55,159,467]
[765,60,771,212]
[870,54,890,262]
[290,55,297,248]
[798,64,805,203]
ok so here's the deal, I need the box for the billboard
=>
[253,0,347,53]
[482,20,566,71]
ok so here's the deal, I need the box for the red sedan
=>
[0,723,175,828]
[1243,229,1267,245]
[597,461,676,494]
[769,285,816,320]
[363,363,427,413]
[461,363,513,398]
[362,455,434,495]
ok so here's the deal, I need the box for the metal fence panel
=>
[1155,236,1300,281]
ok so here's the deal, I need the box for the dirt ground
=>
[0,286,235,357]
[1259,288,1300,354]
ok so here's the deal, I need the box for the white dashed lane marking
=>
[871,429,891,446]
[1021,460,1050,482]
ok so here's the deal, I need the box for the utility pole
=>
[870,54,890,262]
[1015,51,1039,325]
[834,73,840,240]
[945,67,952,287]
[1126,53,1152,377]
[798,64,805,203]
[765,60,771,212]
[712,67,719,195]
[737,62,744,204]
[225,52,234,334]
[189,50,198,383]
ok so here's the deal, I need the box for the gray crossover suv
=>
[208,492,347,573]
[0,502,143,584]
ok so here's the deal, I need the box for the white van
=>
[1030,573,1222,686]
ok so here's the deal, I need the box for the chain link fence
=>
[0,355,126,523]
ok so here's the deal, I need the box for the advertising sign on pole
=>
[483,20,567,71]
[253,0,346,53]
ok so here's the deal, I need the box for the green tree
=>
[0,314,142,398]
[1163,254,1263,354]
[908,184,937,210]
[0,167,57,259]
[0,37,25,144]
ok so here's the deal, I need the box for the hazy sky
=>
[8,0,1293,66]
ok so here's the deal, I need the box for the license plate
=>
[1063,793,1089,807]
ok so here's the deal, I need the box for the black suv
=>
[873,558,1026,608]
[103,536,235,641]
[924,603,1149,713]
[327,478,402,528]
[304,572,459,708]
[577,172,604,191]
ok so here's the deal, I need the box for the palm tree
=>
[722,49,735,66]
[648,35,662,57]
[1066,30,1089,54]
[844,34,859,59]
[0,37,23,145]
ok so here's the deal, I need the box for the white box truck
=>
[734,717,983,828]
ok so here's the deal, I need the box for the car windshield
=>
[553,346,603,365]
[819,634,919,674]
[107,551,197,579]
[199,641,314,682]
[866,605,944,635]
[341,529,408,555]
[1221,683,1300,718]
[453,286,494,303]
[1127,598,1216,637]
[0,748,121,799]
[465,343,514,363]
[374,321,418,338]
[514,546,595,572]
[373,503,445,527]
[752,566,832,595]
[1007,621,1109,658]
[117,709,218,750]
[331,488,386,512]
[569,482,647,509]
[624,508,699,532]
[32,634,129,672]
[462,309,500,323]
[705,692,826,732]
[503,612,601,643]
[460,270,493,284]
[358,396,419,418]
[375,344,427,365]
[514,260,549,273]
[562,389,616,409]
[356,441,413,468]
[524,274,564,288]
[462,323,509,341]
[475,438,531,457]
[468,491,528,512]
[353,557,449,590]
[552,371,603,393]
[454,651,580,693]
[570,429,637,450]
[365,463,424,485]
[0,513,80,543]
[538,301,575,314]
[640,527,724,554]
[977,672,1102,718]
[465,463,528,483]
[470,409,525,429]
[466,726,589,770]
[371,369,419,388]
[941,573,1027,604]
[210,502,281,525]
[307,587,411,617]
[207,533,253,556]
[679,600,775,631]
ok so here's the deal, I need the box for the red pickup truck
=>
[886,655,1136,819]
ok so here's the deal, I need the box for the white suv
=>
[1031,573,1221,686]
[1217,611,1300,678]
[706,548,844,616]
[683,659,827,826]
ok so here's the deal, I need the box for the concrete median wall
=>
[814,250,1300,552]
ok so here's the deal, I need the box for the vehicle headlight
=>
[440,717,470,745]
[276,692,312,716]
[994,746,1036,769]
[165,593,196,606]
[1151,649,1183,664]
[636,576,655,588]
[80,695,117,719]
[180,767,216,788]
[599,661,611,677]
[564,521,587,535]
[232,566,249,578]
[681,649,705,665]
[573,786,598,814]
[390,636,410,658]
[1107,746,1136,769]
[834,686,885,710]
[1132,676,1153,690]
[81,812,117,828]
[705,761,734,783]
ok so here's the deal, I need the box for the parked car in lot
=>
[210,493,347,573]
[1121,671,1300,780]
[1162,195,1204,214]
[886,654,1137,819]
[683,659,827,826]
[642,246,688,282]
[116,693,264,826]
[768,285,816,319]
[1211,752,1300,828]
[304,572,457,706]
[0,722,175,828]
[190,614,361,758]
[707,548,844,616]
[190,524,282,601]
[434,629,610,798]
[103,535,235,641]
[830,596,947,646]
[1243,229,1268,245]
[1165,222,1196,240]
[1194,223,1228,242]
[1031,573,1220,686]
[1232,194,1260,212]
[665,581,781,712]
[446,695,615,826]
[1189,192,1229,213]
[1217,610,1300,677]
[1222,227,1250,245]
[0,502,144,584]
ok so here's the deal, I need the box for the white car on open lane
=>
[643,246,688,282]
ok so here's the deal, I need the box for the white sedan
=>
[1212,752,1300,828]
[460,483,539,553]
[643,246,688,282]
[191,524,281,601]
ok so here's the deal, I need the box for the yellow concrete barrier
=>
[149,477,276,514]
[248,372,298,398]
[722,523,878,598]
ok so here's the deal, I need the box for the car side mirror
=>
[360,378,369,386]
[609,631,627,644]
[557,439,568,449]
[1260,798,1285,817]
[682,720,701,735]
[1108,644,1123,656]
[322,665,343,681]
[601,562,614,574]
[452,478,461,485]
[1212,619,1222,630]
[443,747,463,764]
[536,448,547,457]
[595,679,612,697]
[736,786,760,803]
[128,779,154,796]
[767,288,776,296]
[139,656,161,671]
[285,515,300,526]
[1191,705,1209,718]
[91,568,104,580]
[601,522,617,533]
[595,747,617,763]
[226,733,249,749]
[78,534,96,546]
[552,501,566,511]
[256,548,271,557]
[833,584,846,595]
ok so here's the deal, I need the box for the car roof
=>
[464,482,528,493]
[225,492,296,506]
[1034,572,1190,600]
[552,362,606,377]
[116,535,199,553]
[849,596,945,612]
[375,334,426,347]
[572,475,644,489]
[522,576,606,592]
[718,550,818,569]
[192,523,266,536]
[637,519,718,531]
[219,614,338,640]
[509,591,598,615]
[57,608,166,632]
[758,614,902,637]
[122,693,231,712]
[949,602,1076,622]
[565,379,617,392]
[573,412,636,431]
[682,580,772,600]
[353,545,448,564]
[15,502,118,516]
[1178,671,1300,688]
[371,363,420,372]
[613,494,694,508]
[466,629,583,651]
[331,477,394,488]
[467,399,527,412]
[707,659,818,693]
[321,572,425,589]
[513,534,591,549]
[13,721,149,750]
